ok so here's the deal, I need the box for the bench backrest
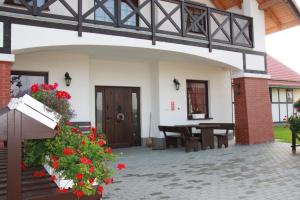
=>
[69,121,92,133]
[158,126,192,138]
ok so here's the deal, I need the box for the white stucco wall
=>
[158,61,233,131]
[11,52,91,122]
[11,50,233,139]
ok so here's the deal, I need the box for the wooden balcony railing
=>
[0,0,254,51]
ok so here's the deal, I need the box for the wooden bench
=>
[158,126,199,152]
[69,121,92,134]
[198,123,235,148]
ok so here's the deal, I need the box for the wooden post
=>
[292,129,296,154]
[78,0,83,37]
[7,110,22,200]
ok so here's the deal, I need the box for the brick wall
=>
[233,77,274,144]
[0,62,10,108]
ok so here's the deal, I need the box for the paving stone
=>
[103,141,300,200]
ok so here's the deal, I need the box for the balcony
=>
[0,0,254,52]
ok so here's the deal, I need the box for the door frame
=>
[95,86,141,147]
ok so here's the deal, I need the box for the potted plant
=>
[23,83,126,198]
[294,100,300,112]
[191,107,205,119]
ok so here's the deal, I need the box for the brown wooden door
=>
[95,86,140,148]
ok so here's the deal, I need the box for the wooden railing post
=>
[33,0,37,16]
[292,129,296,154]
[207,7,212,52]
[151,0,156,45]
[180,0,184,37]
[229,13,234,45]
[78,0,83,37]
[115,0,121,27]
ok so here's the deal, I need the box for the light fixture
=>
[173,78,180,91]
[64,72,72,87]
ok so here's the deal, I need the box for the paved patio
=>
[104,142,300,200]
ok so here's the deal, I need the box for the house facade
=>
[0,0,299,147]
[267,55,300,123]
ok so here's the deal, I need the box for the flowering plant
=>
[294,100,300,111]
[285,114,300,133]
[23,83,125,198]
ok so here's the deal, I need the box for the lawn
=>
[273,125,299,143]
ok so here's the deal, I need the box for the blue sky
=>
[266,0,300,73]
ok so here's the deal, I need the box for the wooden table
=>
[175,124,223,150]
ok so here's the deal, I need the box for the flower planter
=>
[192,113,205,119]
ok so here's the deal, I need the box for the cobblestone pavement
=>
[104,142,300,200]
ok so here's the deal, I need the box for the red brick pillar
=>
[233,77,274,144]
[0,61,11,108]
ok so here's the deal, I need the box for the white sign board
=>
[8,94,61,129]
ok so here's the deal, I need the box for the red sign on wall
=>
[171,101,175,111]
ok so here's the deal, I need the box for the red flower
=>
[87,134,96,141]
[104,178,113,185]
[49,82,58,90]
[98,139,106,147]
[89,166,95,173]
[21,161,26,171]
[31,84,39,93]
[104,147,112,154]
[89,178,95,184]
[99,134,104,139]
[117,163,126,170]
[91,127,97,138]
[80,157,92,165]
[51,175,56,182]
[73,189,84,198]
[63,147,74,155]
[33,171,40,177]
[40,170,46,177]
[76,173,83,180]
[78,181,85,187]
[57,188,68,193]
[33,170,46,177]
[53,160,59,169]
[56,90,71,100]
[42,84,50,90]
[71,127,79,133]
[97,186,104,194]
[81,140,86,146]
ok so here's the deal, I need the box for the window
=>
[185,6,207,35]
[10,71,48,98]
[186,80,209,119]
[5,0,46,7]
[95,0,138,26]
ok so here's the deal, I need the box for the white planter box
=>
[43,163,74,189]
[192,113,205,119]
[44,158,98,189]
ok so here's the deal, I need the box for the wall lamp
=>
[173,78,180,91]
[64,72,72,87]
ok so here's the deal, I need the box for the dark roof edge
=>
[288,0,300,19]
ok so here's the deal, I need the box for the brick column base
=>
[0,61,11,149]
[0,61,11,108]
[233,77,274,144]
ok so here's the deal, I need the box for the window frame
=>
[11,70,49,97]
[186,79,209,120]
[94,0,139,27]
